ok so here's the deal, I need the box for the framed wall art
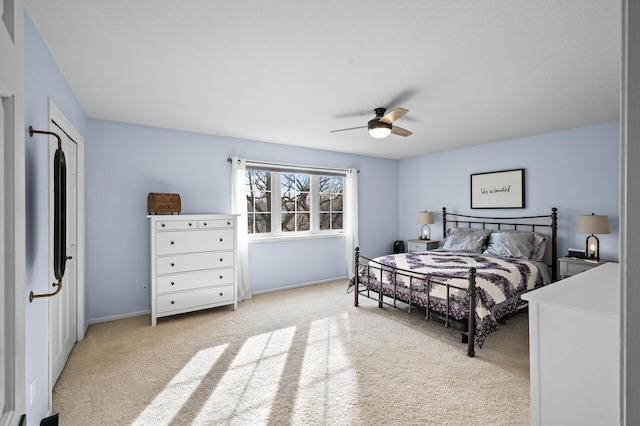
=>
[470,168,525,209]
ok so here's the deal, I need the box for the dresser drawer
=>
[198,219,234,229]
[157,251,234,274]
[561,260,600,278]
[156,285,234,314]
[156,268,234,294]
[564,262,590,276]
[156,229,234,255]
[156,220,197,230]
[408,240,439,252]
[408,241,427,252]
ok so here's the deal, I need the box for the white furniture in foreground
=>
[522,262,619,426]
[148,214,239,326]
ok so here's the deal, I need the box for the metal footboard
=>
[353,247,478,357]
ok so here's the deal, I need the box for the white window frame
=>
[245,161,346,241]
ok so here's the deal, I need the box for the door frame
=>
[0,73,25,426]
[0,0,26,422]
[47,100,85,407]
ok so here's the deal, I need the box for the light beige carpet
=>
[53,280,531,425]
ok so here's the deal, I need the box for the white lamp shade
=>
[577,214,611,234]
[418,211,435,224]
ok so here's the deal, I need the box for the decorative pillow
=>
[446,227,492,239]
[441,232,487,253]
[488,230,548,261]
[483,231,535,259]
[530,233,548,261]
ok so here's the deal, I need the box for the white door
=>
[50,123,78,385]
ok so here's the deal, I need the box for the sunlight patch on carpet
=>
[292,313,359,424]
[131,344,228,426]
[193,326,296,424]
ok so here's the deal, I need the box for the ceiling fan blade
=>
[390,125,412,137]
[330,125,367,133]
[380,108,409,124]
[385,89,418,110]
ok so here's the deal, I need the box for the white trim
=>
[244,159,351,176]
[88,278,348,322]
[250,276,347,296]
[248,232,345,244]
[88,310,150,325]
[0,1,26,418]
[621,2,640,423]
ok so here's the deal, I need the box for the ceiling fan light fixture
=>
[368,120,392,138]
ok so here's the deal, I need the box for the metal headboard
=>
[442,207,558,281]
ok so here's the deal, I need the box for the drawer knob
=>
[219,275,223,279]
[170,241,175,245]
[171,263,175,267]
[171,301,175,304]
[189,222,193,226]
[227,221,230,225]
[203,222,207,226]
[171,282,175,286]
[161,223,165,227]
[219,238,223,242]
[219,258,223,262]
[219,292,223,296]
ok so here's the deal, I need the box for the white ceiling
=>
[24,0,620,160]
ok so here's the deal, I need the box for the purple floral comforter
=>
[349,250,547,347]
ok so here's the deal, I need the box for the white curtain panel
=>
[230,157,251,301]
[345,168,359,277]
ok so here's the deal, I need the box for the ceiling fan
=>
[331,107,413,138]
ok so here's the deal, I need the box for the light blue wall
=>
[399,122,620,263]
[24,12,88,425]
[23,8,621,424]
[86,119,399,319]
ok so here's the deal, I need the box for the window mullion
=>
[310,175,319,232]
[272,172,282,235]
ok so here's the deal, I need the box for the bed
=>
[349,207,558,357]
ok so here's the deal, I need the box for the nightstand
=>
[559,257,610,279]
[407,239,439,253]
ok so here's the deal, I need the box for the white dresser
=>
[148,214,239,326]
[522,262,619,426]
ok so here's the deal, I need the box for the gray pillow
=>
[446,227,492,238]
[530,233,548,261]
[441,233,487,253]
[483,231,535,259]
[488,230,548,261]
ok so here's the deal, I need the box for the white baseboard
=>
[89,309,150,325]
[88,277,347,324]
[250,276,347,296]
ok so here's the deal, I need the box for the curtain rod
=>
[226,157,359,173]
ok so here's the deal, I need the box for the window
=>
[246,170,272,234]
[319,176,343,231]
[281,173,310,232]
[245,167,344,237]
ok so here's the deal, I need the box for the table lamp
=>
[418,211,434,240]
[577,213,611,260]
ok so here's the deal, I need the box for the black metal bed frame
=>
[353,207,558,357]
